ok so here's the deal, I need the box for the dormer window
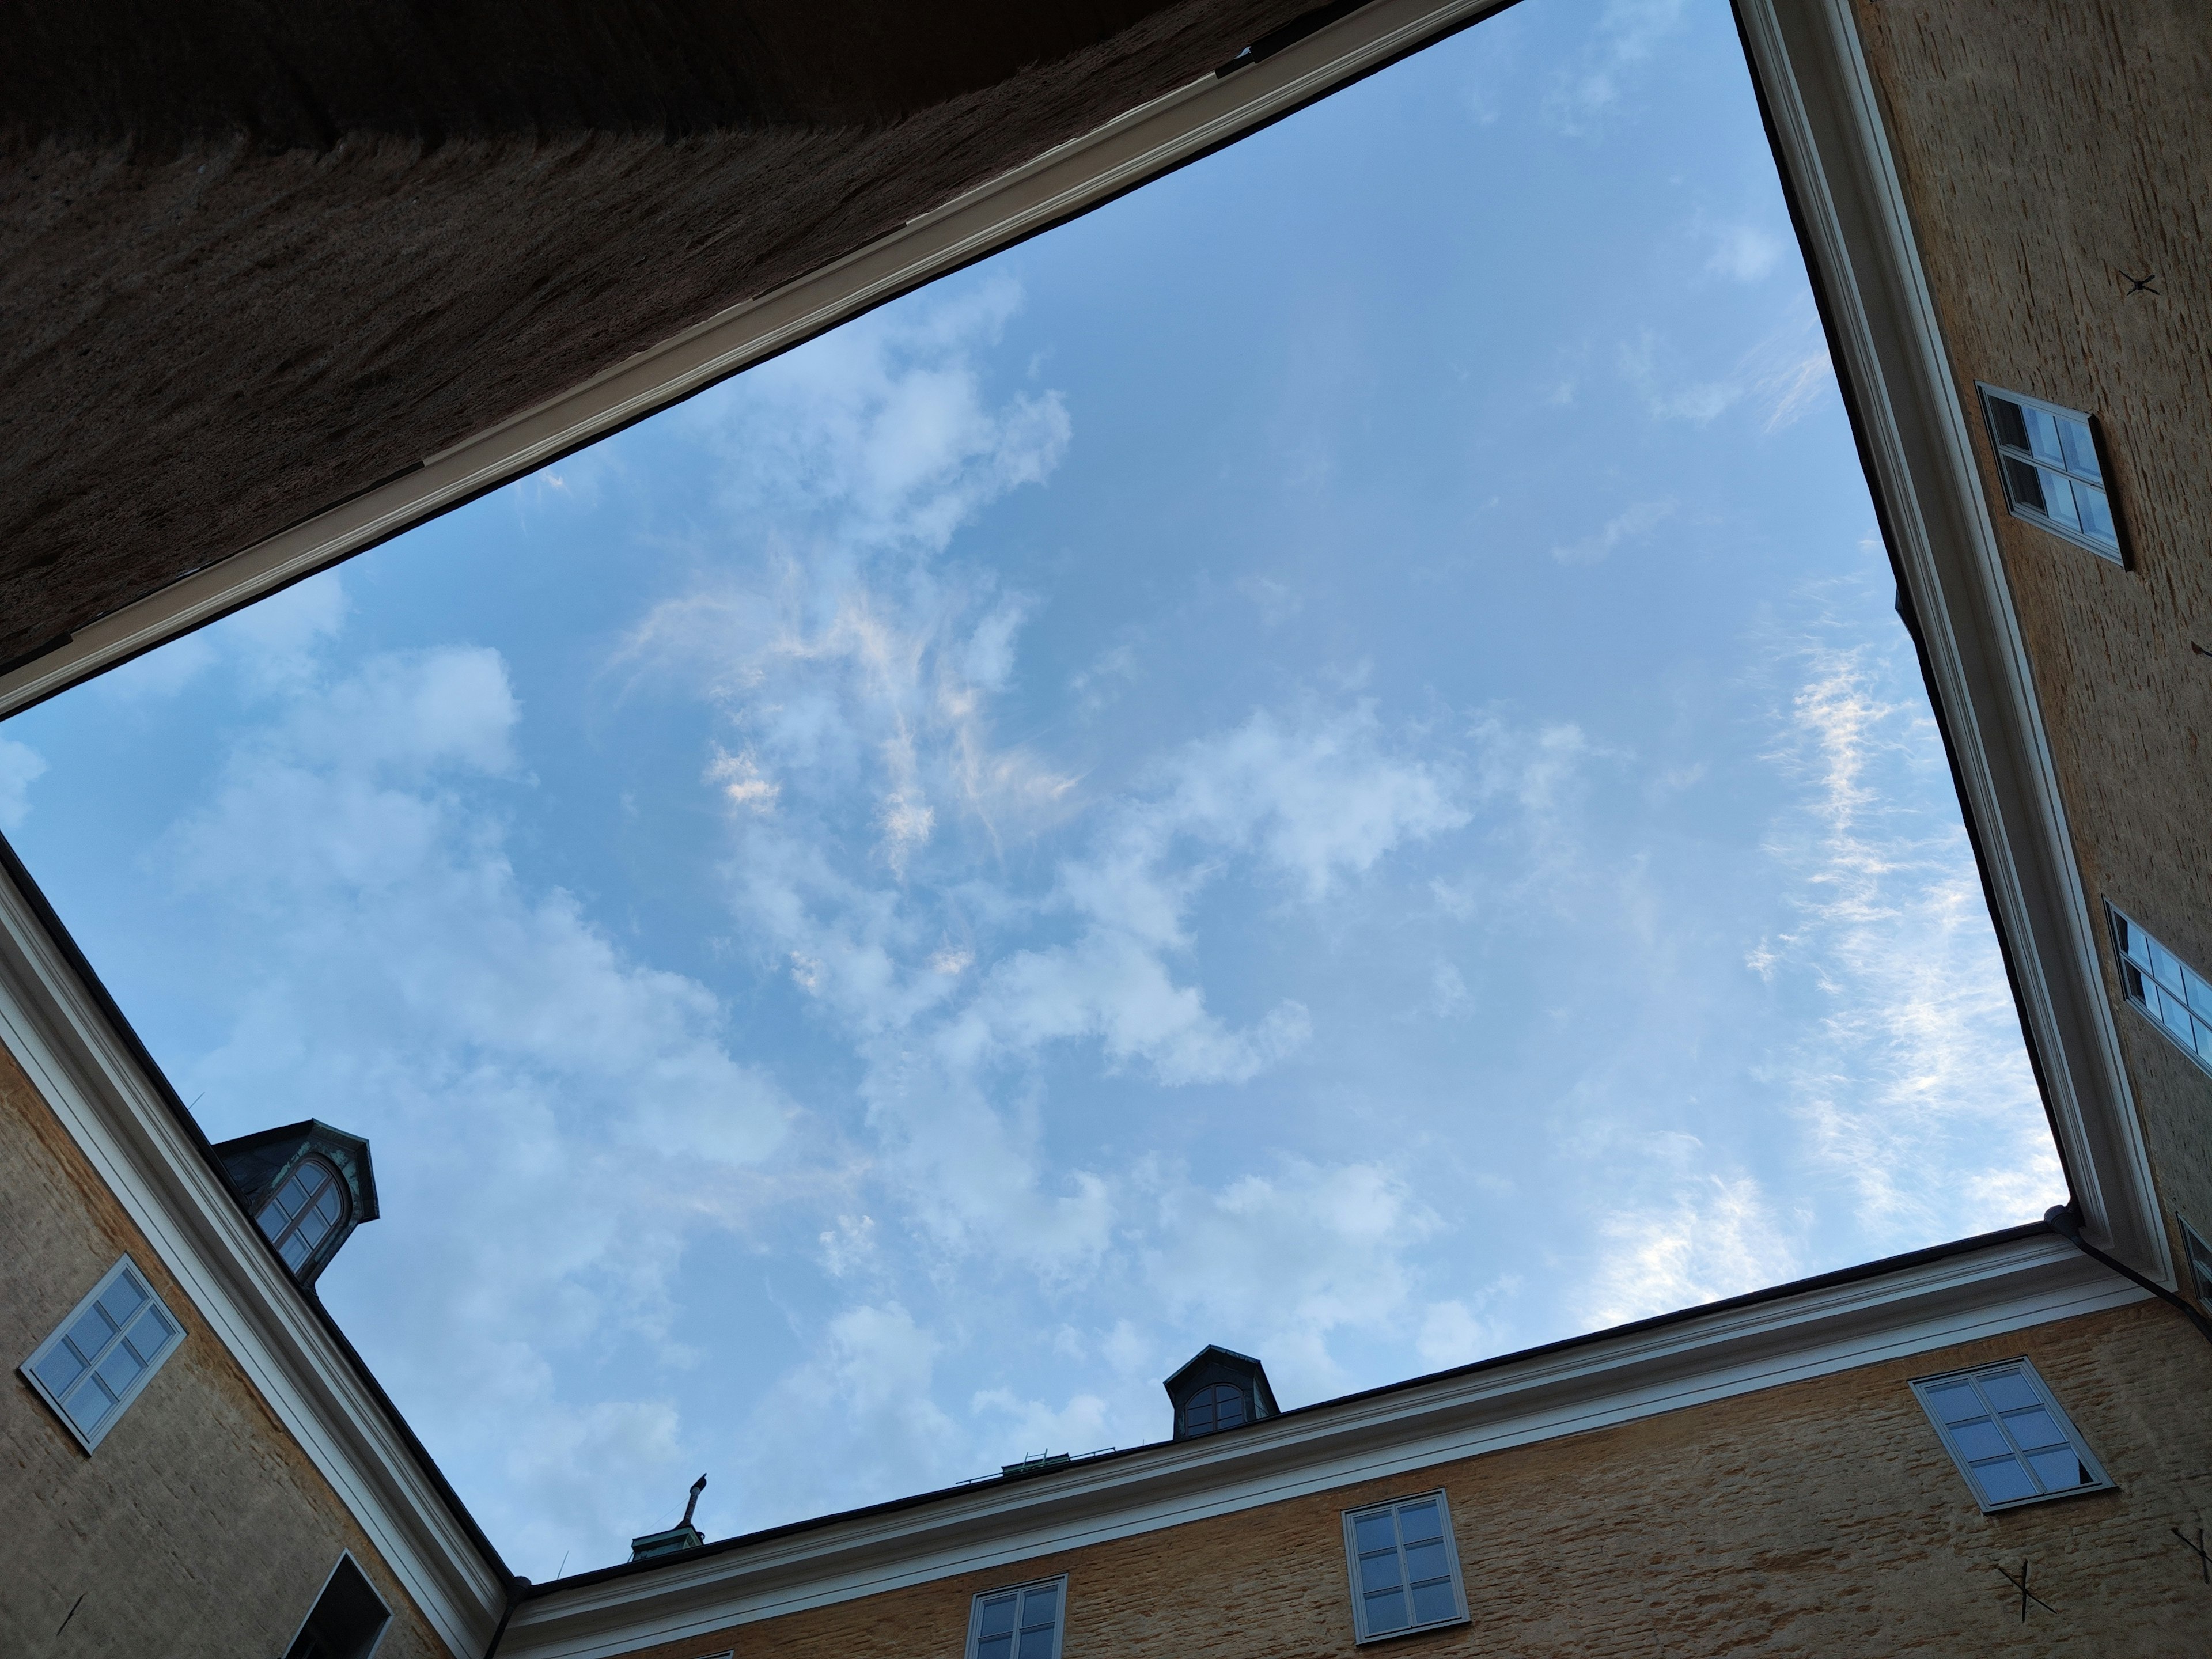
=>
[257,1156,349,1272]
[1163,1344,1278,1441]
[1182,1382,1247,1437]
[212,1119,378,1287]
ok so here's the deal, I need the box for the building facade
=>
[4,1,2208,1654]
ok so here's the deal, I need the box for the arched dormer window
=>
[256,1156,349,1273]
[1182,1382,1247,1437]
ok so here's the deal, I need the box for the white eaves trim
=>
[0,0,1514,719]
[1736,0,2165,1282]
[502,1233,2140,1659]
[0,866,507,1658]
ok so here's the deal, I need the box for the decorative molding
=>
[0,0,1515,719]
[1733,0,2166,1279]
[0,867,507,1657]
[502,1234,2140,1659]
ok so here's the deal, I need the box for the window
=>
[282,1554,391,1659]
[20,1255,186,1452]
[1181,1381,1246,1437]
[257,1154,350,1273]
[1910,1360,2113,1512]
[2181,1217,2212,1306]
[1340,1491,1469,1643]
[1977,384,2124,563]
[2108,904,2212,1075]
[965,1576,1065,1659]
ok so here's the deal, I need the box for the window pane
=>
[1975,1370,2037,1412]
[976,1635,1012,1659]
[123,1306,175,1364]
[97,1272,147,1328]
[2115,916,2148,968]
[66,1305,118,1362]
[2036,469,2080,529]
[2002,456,2047,513]
[2160,987,2197,1042]
[1968,1456,2037,1504]
[1396,1500,1441,1542]
[1019,1586,1058,1628]
[1354,1512,1399,1554]
[1017,1628,1055,1659]
[2075,484,2116,547]
[257,1196,288,1241]
[2184,965,2212,1020]
[281,1231,313,1270]
[1949,1418,2010,1461]
[978,1597,1017,1637]
[94,1340,147,1398]
[1998,1407,2064,1451]
[1403,1540,1449,1582]
[73,1373,122,1429]
[1410,1579,1458,1624]
[1988,395,2029,452]
[1213,1390,1245,1429]
[277,1173,310,1217]
[2058,417,2100,480]
[1360,1551,1404,1593]
[2023,405,2065,465]
[32,1342,89,1397]
[1364,1588,1409,1634]
[2026,1448,2089,1490]
[1923,1381,1984,1425]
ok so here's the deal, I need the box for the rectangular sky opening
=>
[0,0,2060,1576]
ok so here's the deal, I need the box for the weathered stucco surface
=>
[0,1044,454,1657]
[1848,0,2212,1303]
[609,1304,2212,1657]
[0,0,1319,670]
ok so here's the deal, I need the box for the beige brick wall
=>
[0,1045,457,1658]
[612,1300,2211,1657]
[1849,0,2212,1298]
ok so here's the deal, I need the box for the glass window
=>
[2181,1217,2212,1306]
[2108,904,2212,1077]
[1340,1491,1469,1642]
[1908,1359,2113,1512]
[966,1577,1065,1659]
[19,1256,187,1452]
[1181,1381,1247,1437]
[257,1156,350,1275]
[282,1554,391,1659]
[1977,384,2124,562]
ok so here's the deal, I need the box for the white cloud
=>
[1753,603,2058,1244]
[1707,224,1783,284]
[1583,1173,1800,1327]
[1551,498,1675,565]
[1544,0,1688,135]
[0,735,46,830]
[1620,308,1833,431]
[156,642,791,1567]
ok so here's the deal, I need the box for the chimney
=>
[630,1475,708,1562]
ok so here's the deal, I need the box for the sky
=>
[0,0,2061,1578]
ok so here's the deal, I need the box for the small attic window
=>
[1182,1382,1247,1437]
[1977,384,2125,563]
[1909,1359,2113,1512]
[258,1156,350,1273]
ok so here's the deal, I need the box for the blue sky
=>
[0,0,2057,1576]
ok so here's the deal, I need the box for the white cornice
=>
[0,868,507,1658]
[0,0,1514,719]
[502,1234,2139,1659]
[1734,0,2166,1280]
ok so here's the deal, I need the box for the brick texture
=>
[0,1046,457,1657]
[613,1303,2212,1658]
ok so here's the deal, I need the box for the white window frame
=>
[1340,1489,1471,1644]
[19,1254,187,1453]
[1908,1359,2113,1513]
[2108,902,2212,1077]
[963,1574,1067,1659]
[1975,382,2126,565]
[281,1551,392,1659]
[2180,1217,2212,1306]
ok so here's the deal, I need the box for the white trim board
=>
[1734,0,2165,1281]
[501,1234,2141,1659]
[0,0,1516,719]
[0,866,507,1657]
